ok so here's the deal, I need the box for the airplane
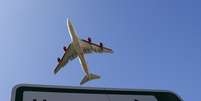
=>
[53,18,113,85]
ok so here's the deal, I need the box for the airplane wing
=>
[54,44,77,74]
[80,39,113,54]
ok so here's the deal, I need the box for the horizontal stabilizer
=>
[80,73,100,85]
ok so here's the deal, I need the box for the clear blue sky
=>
[0,0,201,101]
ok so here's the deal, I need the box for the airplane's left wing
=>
[80,39,113,54]
[54,44,77,74]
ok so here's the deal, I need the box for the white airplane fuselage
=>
[54,18,111,84]
[67,19,90,77]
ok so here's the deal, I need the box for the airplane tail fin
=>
[80,73,100,85]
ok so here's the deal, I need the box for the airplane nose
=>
[67,18,72,26]
[67,18,74,31]
[67,17,77,40]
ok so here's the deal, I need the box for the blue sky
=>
[0,0,201,101]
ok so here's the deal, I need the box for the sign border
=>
[11,84,183,101]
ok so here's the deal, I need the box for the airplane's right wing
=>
[80,39,113,54]
[54,44,77,74]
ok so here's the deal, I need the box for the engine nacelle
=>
[88,37,92,43]
[100,42,103,48]
[63,46,67,51]
[57,57,61,62]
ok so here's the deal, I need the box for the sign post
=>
[11,84,183,101]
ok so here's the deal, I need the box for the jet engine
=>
[100,42,103,48]
[88,37,92,43]
[63,46,67,51]
[57,57,61,62]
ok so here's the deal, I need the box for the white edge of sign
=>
[11,83,183,101]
